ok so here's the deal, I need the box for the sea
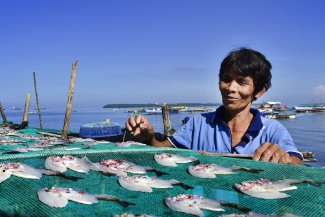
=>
[3,108,325,168]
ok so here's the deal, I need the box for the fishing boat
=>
[113,109,122,112]
[11,107,22,110]
[34,108,46,110]
[145,108,162,114]
[169,106,188,113]
[294,105,325,112]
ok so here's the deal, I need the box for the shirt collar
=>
[212,105,263,131]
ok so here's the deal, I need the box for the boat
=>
[295,105,325,112]
[11,107,22,110]
[28,111,38,114]
[113,109,122,112]
[34,108,46,110]
[169,106,188,113]
[145,108,162,114]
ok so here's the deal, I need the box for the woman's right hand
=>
[125,115,154,142]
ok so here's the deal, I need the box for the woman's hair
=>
[219,47,272,101]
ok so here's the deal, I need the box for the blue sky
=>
[1,0,324,109]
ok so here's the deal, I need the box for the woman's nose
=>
[227,80,238,92]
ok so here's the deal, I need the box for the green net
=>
[1,129,325,216]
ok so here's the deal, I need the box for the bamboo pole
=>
[33,72,43,128]
[0,102,7,124]
[62,59,78,140]
[22,94,31,124]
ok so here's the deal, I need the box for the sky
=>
[1,0,325,109]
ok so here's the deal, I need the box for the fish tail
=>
[97,196,136,208]
[101,171,115,177]
[178,182,194,190]
[146,169,169,177]
[231,166,263,174]
[247,168,264,174]
[221,202,252,213]
[58,173,84,182]
[193,159,200,165]
[300,179,325,187]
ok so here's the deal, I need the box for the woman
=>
[125,47,304,166]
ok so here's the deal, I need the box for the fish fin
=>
[299,179,325,187]
[97,195,136,208]
[57,172,84,181]
[230,166,263,174]
[241,190,291,199]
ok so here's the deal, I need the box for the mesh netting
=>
[0,128,325,216]
[79,122,122,138]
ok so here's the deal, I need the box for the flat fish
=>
[69,137,95,143]
[100,159,169,177]
[165,194,251,217]
[38,187,136,208]
[83,141,98,146]
[45,155,90,173]
[115,141,146,147]
[234,178,325,199]
[0,162,83,183]
[154,153,199,167]
[119,175,193,193]
[188,164,263,178]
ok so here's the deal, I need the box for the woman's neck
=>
[223,103,254,129]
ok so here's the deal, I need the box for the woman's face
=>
[219,71,257,111]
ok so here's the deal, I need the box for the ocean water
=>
[2,108,325,167]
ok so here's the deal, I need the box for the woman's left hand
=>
[252,142,292,164]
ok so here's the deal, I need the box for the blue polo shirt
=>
[168,106,303,160]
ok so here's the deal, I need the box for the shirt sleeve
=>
[269,128,303,160]
[167,118,194,149]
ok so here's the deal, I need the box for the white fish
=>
[166,194,251,217]
[45,155,90,173]
[154,153,198,167]
[38,187,136,208]
[234,178,325,199]
[62,154,89,173]
[69,137,95,143]
[83,141,97,146]
[11,147,45,153]
[119,175,193,192]
[0,162,83,183]
[28,142,54,148]
[188,164,263,178]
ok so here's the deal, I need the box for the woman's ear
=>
[255,84,267,99]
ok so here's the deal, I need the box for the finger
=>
[125,121,133,132]
[253,142,271,161]
[279,153,292,164]
[270,149,286,163]
[134,115,145,125]
[128,116,137,128]
[260,143,281,162]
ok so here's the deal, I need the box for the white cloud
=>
[313,85,325,93]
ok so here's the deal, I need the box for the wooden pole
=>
[62,59,78,140]
[0,102,7,123]
[33,72,43,128]
[162,103,171,134]
[22,94,31,124]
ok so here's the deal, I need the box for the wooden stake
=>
[22,94,31,124]
[62,59,78,140]
[162,103,171,133]
[33,72,43,128]
[0,102,7,123]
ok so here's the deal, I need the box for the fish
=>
[118,175,194,192]
[165,194,251,217]
[188,164,263,178]
[234,178,325,199]
[115,141,146,147]
[100,159,169,177]
[69,137,95,143]
[154,153,199,167]
[219,212,302,217]
[28,142,55,148]
[112,214,159,217]
[0,162,83,183]
[83,141,98,146]
[45,155,90,173]
[38,187,136,208]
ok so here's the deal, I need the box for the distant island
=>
[103,103,222,108]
